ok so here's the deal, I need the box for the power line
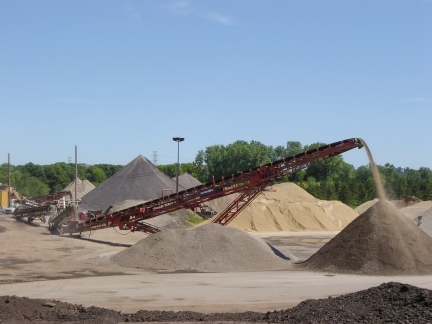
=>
[152,151,158,166]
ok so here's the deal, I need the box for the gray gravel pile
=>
[79,155,183,211]
[172,172,201,189]
[299,200,432,275]
[112,223,292,272]
[414,206,432,237]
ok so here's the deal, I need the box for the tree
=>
[16,175,50,197]
[268,145,287,161]
[157,164,177,178]
[320,176,338,200]
[419,167,432,180]
[419,179,432,200]
[194,140,272,182]
[43,163,71,193]
[179,163,200,180]
[286,141,303,156]
[303,142,348,182]
[301,176,321,198]
[94,164,123,178]
[15,163,47,183]
[0,163,12,184]
[86,166,107,186]
[338,180,357,206]
[405,169,421,197]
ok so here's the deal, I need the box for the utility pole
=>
[8,153,11,207]
[75,145,77,205]
[172,137,184,193]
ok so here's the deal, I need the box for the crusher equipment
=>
[13,191,72,223]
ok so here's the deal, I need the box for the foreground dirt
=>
[1,282,431,323]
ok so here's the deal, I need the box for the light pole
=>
[172,137,184,193]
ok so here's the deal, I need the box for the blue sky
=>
[1,0,431,169]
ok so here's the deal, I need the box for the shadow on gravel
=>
[267,243,291,260]
[69,236,132,248]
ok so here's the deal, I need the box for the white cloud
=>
[164,1,235,26]
[203,12,235,26]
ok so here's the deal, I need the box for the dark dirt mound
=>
[1,282,431,323]
[264,282,432,323]
[0,295,122,323]
[395,195,422,209]
[298,200,432,275]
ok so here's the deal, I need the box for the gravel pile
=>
[414,206,432,237]
[394,195,422,209]
[62,177,95,201]
[112,223,292,272]
[171,172,202,189]
[298,200,432,275]
[79,155,183,211]
[1,282,431,323]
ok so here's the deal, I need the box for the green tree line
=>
[2,140,431,207]
[192,140,432,207]
[0,163,122,197]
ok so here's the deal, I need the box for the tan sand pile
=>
[298,200,432,275]
[355,198,379,214]
[207,183,358,232]
[62,177,95,201]
[112,223,292,272]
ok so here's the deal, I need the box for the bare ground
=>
[1,214,432,322]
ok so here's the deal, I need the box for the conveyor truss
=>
[60,138,363,235]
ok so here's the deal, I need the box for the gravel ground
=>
[0,282,430,323]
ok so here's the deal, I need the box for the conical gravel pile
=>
[62,177,95,201]
[298,200,432,275]
[172,172,201,189]
[79,155,183,211]
[112,223,292,272]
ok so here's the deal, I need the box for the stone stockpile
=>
[299,200,432,275]
[112,223,293,272]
